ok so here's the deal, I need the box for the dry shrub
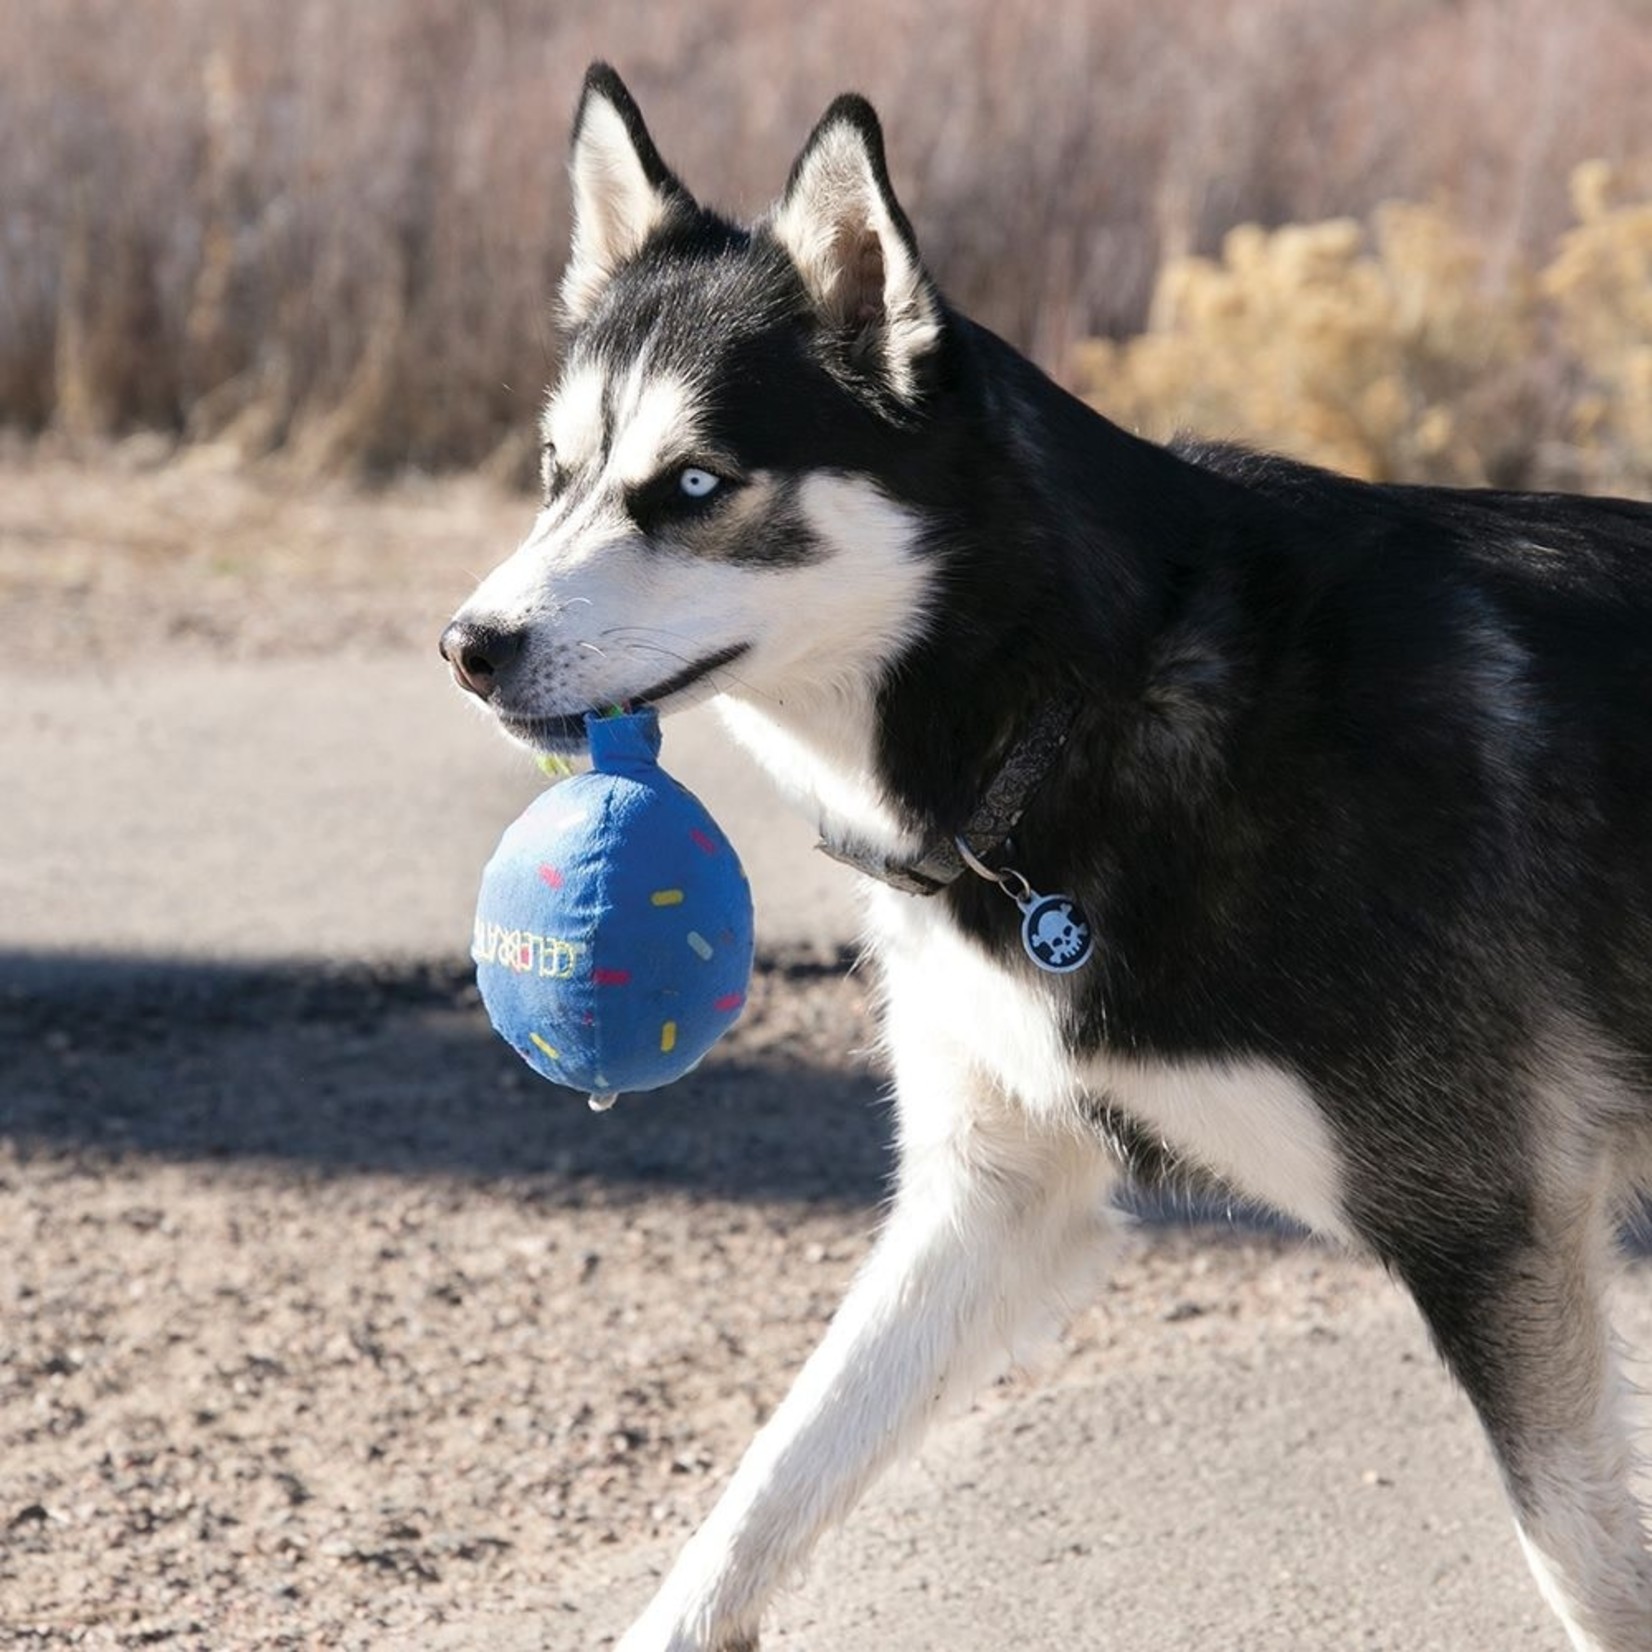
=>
[1077,166,1652,495]
[6,0,1652,475]
[1543,161,1652,492]
[1075,205,1545,486]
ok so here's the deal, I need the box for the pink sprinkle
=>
[689,828,719,856]
[593,967,631,986]
[538,864,564,889]
[714,992,744,1013]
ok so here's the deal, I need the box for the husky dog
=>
[442,63,1652,1651]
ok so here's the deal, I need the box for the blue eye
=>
[678,468,721,499]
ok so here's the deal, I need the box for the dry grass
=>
[7,0,1652,476]
[1076,161,1652,495]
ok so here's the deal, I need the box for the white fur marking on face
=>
[462,491,634,625]
[543,363,608,474]
[456,469,935,766]
[610,374,701,486]
[713,473,937,857]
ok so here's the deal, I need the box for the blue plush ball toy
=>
[471,708,755,1108]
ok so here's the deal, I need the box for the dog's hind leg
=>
[1384,1159,1652,1652]
[616,1026,1116,1652]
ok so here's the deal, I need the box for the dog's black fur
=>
[588,178,1652,1349]
[878,310,1652,1452]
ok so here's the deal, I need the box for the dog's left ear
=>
[770,96,942,403]
[562,64,695,325]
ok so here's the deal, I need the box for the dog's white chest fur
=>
[870,887,1349,1238]
[718,687,1347,1239]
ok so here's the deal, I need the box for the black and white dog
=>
[442,64,1652,1651]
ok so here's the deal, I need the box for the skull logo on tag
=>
[1020,894,1094,973]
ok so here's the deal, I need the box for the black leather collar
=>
[815,702,1080,896]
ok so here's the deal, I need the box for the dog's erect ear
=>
[771,95,942,402]
[562,64,693,325]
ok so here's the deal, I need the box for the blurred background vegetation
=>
[7,0,1652,492]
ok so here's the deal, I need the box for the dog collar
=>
[815,701,1080,897]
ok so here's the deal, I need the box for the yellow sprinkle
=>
[651,888,684,906]
[686,931,713,961]
[529,1033,559,1061]
[660,1020,678,1054]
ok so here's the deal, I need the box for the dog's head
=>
[442,64,949,753]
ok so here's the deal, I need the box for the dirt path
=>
[0,443,529,670]
[3,950,888,1648]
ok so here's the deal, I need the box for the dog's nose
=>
[439,619,523,701]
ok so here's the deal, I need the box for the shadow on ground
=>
[0,948,895,1205]
[16,946,1596,1244]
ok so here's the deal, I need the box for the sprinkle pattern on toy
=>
[471,708,756,1100]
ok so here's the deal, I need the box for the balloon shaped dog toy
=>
[471,709,754,1109]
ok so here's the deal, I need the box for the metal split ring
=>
[954,836,1033,905]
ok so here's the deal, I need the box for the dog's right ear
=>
[771,95,942,404]
[561,64,693,326]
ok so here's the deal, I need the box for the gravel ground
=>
[2,951,892,1649]
[0,440,522,669]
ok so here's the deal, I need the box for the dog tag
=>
[953,837,1093,973]
[1015,888,1094,973]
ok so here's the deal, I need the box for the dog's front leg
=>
[617,1032,1114,1652]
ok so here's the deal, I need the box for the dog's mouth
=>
[495,642,751,753]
